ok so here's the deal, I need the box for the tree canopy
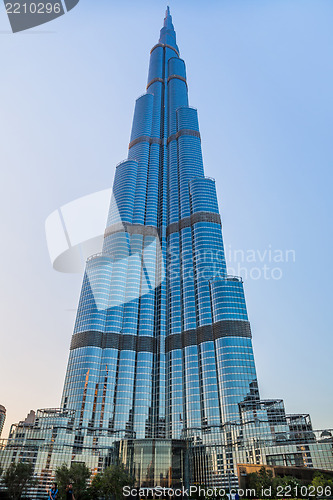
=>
[2,462,36,500]
[90,464,134,500]
[55,462,91,500]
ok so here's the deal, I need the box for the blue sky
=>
[0,0,332,437]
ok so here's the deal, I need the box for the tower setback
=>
[62,5,257,443]
[0,9,332,497]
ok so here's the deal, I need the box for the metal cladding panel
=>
[168,57,186,79]
[190,177,219,214]
[167,140,180,224]
[177,106,200,131]
[149,83,164,138]
[130,93,154,141]
[210,278,249,323]
[145,144,160,226]
[106,159,138,226]
[148,45,164,82]
[178,134,204,218]
[132,146,150,224]
[168,60,188,135]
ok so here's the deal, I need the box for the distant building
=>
[0,406,6,438]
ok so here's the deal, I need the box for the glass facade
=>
[0,9,332,497]
[61,5,259,445]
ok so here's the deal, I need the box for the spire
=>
[164,6,172,29]
[159,6,178,51]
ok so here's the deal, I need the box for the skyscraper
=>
[62,4,257,440]
[0,406,6,438]
[0,8,332,496]
[59,7,333,486]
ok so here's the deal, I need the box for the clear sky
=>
[0,0,332,439]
